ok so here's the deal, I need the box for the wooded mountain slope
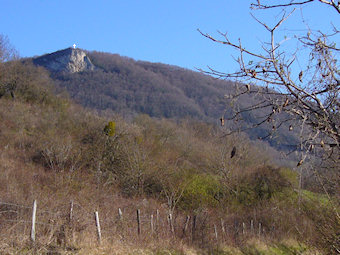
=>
[34,49,298,150]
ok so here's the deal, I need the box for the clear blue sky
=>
[1,0,339,73]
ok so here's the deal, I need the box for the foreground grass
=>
[0,239,321,255]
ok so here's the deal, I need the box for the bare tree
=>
[199,1,339,159]
[0,34,20,98]
[199,2,340,234]
[160,166,190,215]
[0,34,18,63]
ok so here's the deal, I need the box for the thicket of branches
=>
[199,3,339,251]
[199,1,339,207]
[199,0,339,157]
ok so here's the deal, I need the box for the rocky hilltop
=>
[33,48,95,73]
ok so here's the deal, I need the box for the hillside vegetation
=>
[39,50,299,150]
[0,59,339,254]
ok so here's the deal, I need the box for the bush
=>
[180,173,223,211]
[230,166,291,208]
[0,61,60,105]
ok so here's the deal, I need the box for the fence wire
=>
[0,199,280,247]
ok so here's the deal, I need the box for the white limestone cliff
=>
[33,48,95,73]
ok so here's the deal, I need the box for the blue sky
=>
[1,0,339,73]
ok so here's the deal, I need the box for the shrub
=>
[230,166,291,208]
[180,173,223,211]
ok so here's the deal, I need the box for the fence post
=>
[30,200,37,243]
[168,213,174,235]
[150,214,154,235]
[182,215,190,237]
[258,222,262,237]
[214,224,218,242]
[242,222,246,235]
[250,219,254,234]
[192,215,196,243]
[117,207,124,239]
[95,211,102,245]
[221,219,226,241]
[69,200,74,222]
[137,209,141,236]
[118,208,123,220]
[156,209,160,232]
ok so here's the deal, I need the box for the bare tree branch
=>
[199,0,340,157]
[251,0,340,14]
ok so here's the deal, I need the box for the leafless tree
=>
[0,35,22,99]
[199,1,339,227]
[199,0,339,160]
[0,34,18,63]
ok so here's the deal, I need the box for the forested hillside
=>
[53,51,231,120]
[35,49,298,150]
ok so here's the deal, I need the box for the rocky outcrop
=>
[33,48,95,73]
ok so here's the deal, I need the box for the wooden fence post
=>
[168,213,175,235]
[242,222,246,235]
[95,211,102,245]
[156,209,160,232]
[221,219,226,241]
[192,215,196,242]
[30,200,37,243]
[258,222,262,237]
[182,215,190,237]
[137,209,141,236]
[150,214,154,235]
[214,224,218,242]
[250,219,254,234]
[117,208,124,238]
[69,200,74,222]
[118,208,123,220]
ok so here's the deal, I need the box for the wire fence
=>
[0,199,289,248]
